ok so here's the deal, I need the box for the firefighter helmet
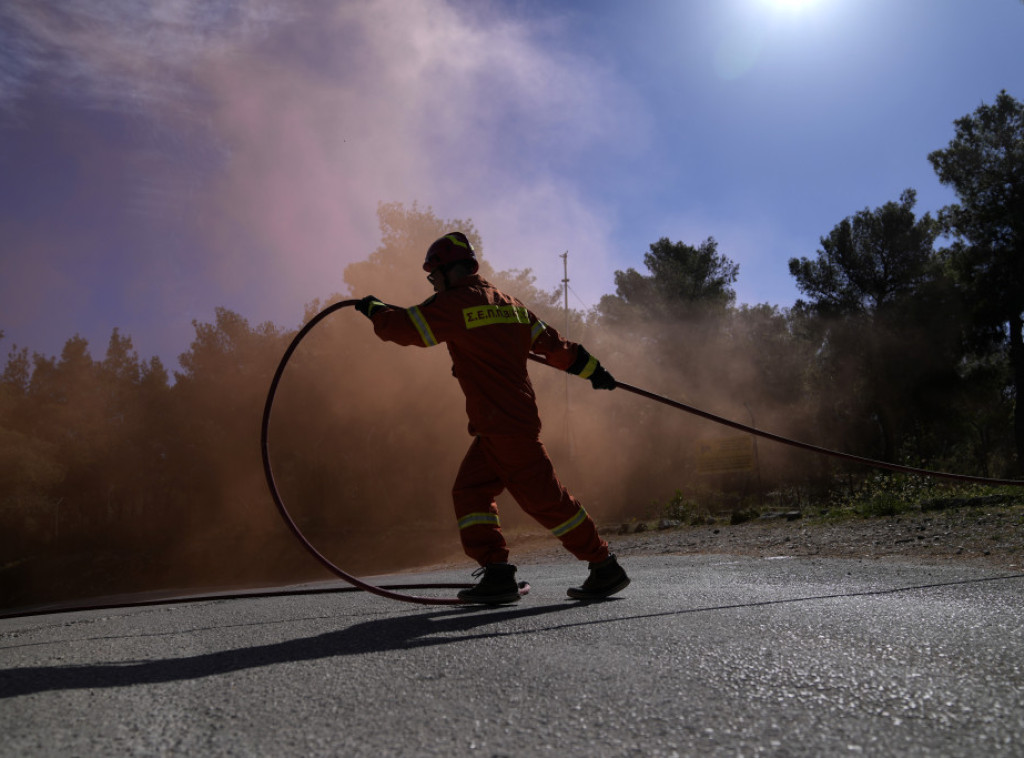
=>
[423,232,478,274]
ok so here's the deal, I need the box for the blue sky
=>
[2,0,1022,370]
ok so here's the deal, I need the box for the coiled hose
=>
[261,300,467,606]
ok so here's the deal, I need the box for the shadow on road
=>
[3,572,1022,699]
[0,601,577,698]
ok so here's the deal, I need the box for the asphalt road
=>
[2,555,1023,757]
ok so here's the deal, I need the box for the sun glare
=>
[759,0,821,12]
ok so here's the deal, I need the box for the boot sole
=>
[566,576,630,601]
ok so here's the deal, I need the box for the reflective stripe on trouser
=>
[451,435,609,566]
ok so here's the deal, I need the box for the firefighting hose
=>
[262,300,468,606]
[259,300,1024,610]
[534,357,1024,489]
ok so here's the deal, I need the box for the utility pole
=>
[561,251,573,458]
[561,251,569,335]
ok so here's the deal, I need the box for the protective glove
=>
[355,295,386,319]
[567,346,616,390]
[588,363,617,390]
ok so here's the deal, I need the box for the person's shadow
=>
[0,601,581,698]
[5,571,1022,699]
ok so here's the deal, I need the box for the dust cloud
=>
[1,2,827,608]
[1,1,629,370]
[1,255,834,610]
[228,268,825,593]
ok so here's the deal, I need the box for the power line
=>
[566,283,593,312]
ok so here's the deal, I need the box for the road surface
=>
[2,555,1023,756]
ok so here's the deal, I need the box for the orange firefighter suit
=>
[368,273,610,566]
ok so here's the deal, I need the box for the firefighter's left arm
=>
[357,297,428,348]
[368,293,467,348]
[355,295,388,318]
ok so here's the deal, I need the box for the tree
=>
[789,190,938,316]
[929,91,1024,472]
[788,191,960,464]
[600,237,738,324]
[1,344,30,409]
[0,342,65,532]
[343,201,483,306]
[174,308,286,509]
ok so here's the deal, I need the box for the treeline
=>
[2,92,1022,608]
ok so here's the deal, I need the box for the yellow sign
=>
[696,436,755,474]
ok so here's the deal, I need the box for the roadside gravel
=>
[512,500,1024,571]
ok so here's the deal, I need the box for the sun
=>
[758,0,821,11]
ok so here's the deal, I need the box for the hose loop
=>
[261,300,466,605]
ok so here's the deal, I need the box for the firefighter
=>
[355,232,630,604]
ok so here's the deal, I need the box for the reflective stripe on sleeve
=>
[458,512,501,530]
[577,355,599,379]
[408,306,438,346]
[551,506,588,537]
[530,319,547,345]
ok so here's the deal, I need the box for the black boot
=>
[457,562,521,605]
[567,554,630,600]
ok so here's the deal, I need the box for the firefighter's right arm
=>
[532,321,617,391]
[566,346,617,390]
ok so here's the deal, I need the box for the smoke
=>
[3,2,825,605]
[192,0,643,319]
[1,0,642,365]
[538,304,826,521]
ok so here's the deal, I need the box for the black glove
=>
[588,363,617,390]
[355,295,386,319]
[567,346,616,390]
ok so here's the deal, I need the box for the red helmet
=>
[423,232,478,274]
